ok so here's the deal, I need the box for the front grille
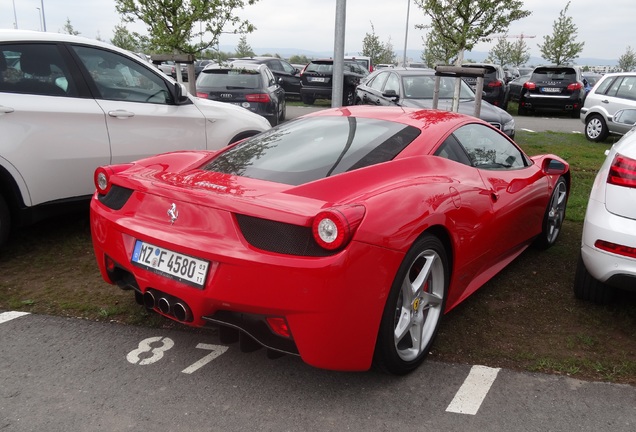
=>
[97,185,133,210]
[235,214,334,257]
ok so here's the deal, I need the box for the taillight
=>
[246,93,271,103]
[567,82,583,91]
[94,164,132,195]
[312,205,365,250]
[196,92,209,98]
[607,154,636,188]
[488,80,502,88]
[595,240,636,259]
[523,81,536,90]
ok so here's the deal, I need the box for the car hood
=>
[401,98,512,124]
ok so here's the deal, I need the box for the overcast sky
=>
[2,0,634,62]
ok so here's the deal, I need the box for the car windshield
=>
[532,68,577,81]
[305,61,365,74]
[402,75,475,100]
[197,69,261,89]
[202,116,421,185]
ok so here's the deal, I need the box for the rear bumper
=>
[521,93,583,111]
[90,198,403,371]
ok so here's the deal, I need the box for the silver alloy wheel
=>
[586,116,604,140]
[545,180,567,244]
[393,249,445,362]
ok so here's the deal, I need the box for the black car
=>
[355,67,515,138]
[518,65,585,117]
[195,62,286,126]
[461,63,509,110]
[508,73,531,103]
[236,56,301,98]
[300,59,368,106]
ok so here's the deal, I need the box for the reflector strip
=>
[595,240,636,259]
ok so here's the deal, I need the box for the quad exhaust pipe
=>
[142,289,192,323]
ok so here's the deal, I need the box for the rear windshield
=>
[532,68,577,81]
[197,69,261,89]
[305,61,366,74]
[203,116,421,185]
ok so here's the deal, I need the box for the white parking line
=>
[0,311,31,324]
[446,365,500,415]
[520,128,536,133]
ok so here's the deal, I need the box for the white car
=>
[0,30,271,247]
[574,109,636,302]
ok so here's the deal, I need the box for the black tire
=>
[585,114,609,142]
[342,87,355,106]
[278,99,286,122]
[301,94,315,105]
[534,177,568,249]
[0,194,10,249]
[373,234,449,375]
[573,253,616,304]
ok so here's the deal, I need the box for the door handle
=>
[490,191,499,202]
[108,110,135,119]
[0,105,15,114]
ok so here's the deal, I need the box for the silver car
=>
[580,72,636,142]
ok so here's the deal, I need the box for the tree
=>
[509,38,530,66]
[378,37,396,65]
[421,32,456,67]
[537,1,584,65]
[488,35,512,66]
[62,18,80,35]
[289,54,311,65]
[618,46,636,72]
[111,23,139,51]
[414,0,531,65]
[115,0,259,55]
[235,34,255,57]
[361,23,385,65]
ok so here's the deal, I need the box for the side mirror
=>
[383,89,399,99]
[613,109,636,126]
[174,82,189,103]
[543,158,568,175]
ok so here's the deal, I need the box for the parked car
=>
[236,56,301,99]
[461,63,509,110]
[508,73,531,103]
[157,60,175,75]
[354,68,515,138]
[582,72,603,93]
[195,62,285,126]
[300,58,368,106]
[90,106,569,374]
[171,62,188,81]
[345,55,374,73]
[574,109,636,303]
[580,72,636,142]
[518,65,585,117]
[194,59,215,78]
[517,67,534,76]
[0,30,271,248]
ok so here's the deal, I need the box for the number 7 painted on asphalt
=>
[181,343,229,374]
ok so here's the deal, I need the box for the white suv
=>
[574,109,636,302]
[580,72,636,142]
[0,30,271,247]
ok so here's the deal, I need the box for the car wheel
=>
[374,234,449,375]
[342,87,355,106]
[573,253,616,304]
[0,194,10,249]
[279,99,286,122]
[585,114,609,142]
[534,177,568,249]
[301,94,315,105]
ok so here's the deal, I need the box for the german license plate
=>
[310,77,325,82]
[131,240,209,288]
[541,87,560,93]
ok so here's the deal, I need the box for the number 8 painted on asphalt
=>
[127,336,175,365]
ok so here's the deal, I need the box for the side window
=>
[595,77,614,95]
[280,61,296,74]
[615,76,636,101]
[434,134,472,165]
[267,60,284,72]
[264,68,276,86]
[0,43,77,97]
[452,123,528,169]
[71,45,173,104]
[384,73,400,94]
[369,72,388,91]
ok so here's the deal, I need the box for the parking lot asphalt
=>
[2,311,635,431]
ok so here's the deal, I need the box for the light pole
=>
[40,0,47,32]
[12,0,18,28]
[403,0,411,66]
[36,8,42,31]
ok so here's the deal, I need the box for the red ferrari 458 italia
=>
[90,106,569,374]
